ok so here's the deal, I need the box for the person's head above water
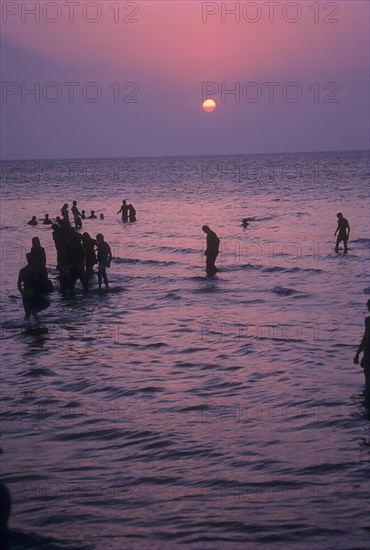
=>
[96,233,104,243]
[337,212,343,218]
[91,210,95,215]
[73,200,77,206]
[202,225,211,234]
[44,213,49,218]
[32,237,41,247]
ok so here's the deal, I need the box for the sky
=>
[1,0,369,159]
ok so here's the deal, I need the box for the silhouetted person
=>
[29,237,52,292]
[69,230,88,292]
[241,218,249,228]
[55,216,62,226]
[81,210,86,220]
[354,299,370,391]
[117,200,129,222]
[96,233,112,288]
[61,203,70,225]
[88,210,97,219]
[202,225,220,276]
[27,216,37,226]
[18,253,50,320]
[0,447,11,550]
[128,204,136,222]
[71,200,82,229]
[334,212,350,253]
[100,213,104,220]
[43,214,52,225]
[30,237,46,269]
[82,232,97,281]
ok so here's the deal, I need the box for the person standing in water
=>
[18,253,50,320]
[354,299,370,391]
[202,225,220,276]
[61,203,70,226]
[334,212,350,253]
[128,204,136,222]
[96,234,112,289]
[71,201,82,230]
[117,200,129,222]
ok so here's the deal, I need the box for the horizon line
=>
[1,147,369,164]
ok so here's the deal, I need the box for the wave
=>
[113,258,177,267]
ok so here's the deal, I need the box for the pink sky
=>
[1,1,369,158]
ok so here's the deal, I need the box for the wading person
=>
[96,233,112,289]
[334,212,350,253]
[354,299,370,391]
[202,225,220,276]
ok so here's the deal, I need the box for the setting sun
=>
[202,99,216,113]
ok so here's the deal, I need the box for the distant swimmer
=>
[100,213,104,220]
[354,299,370,391]
[202,225,220,276]
[81,210,86,220]
[18,253,50,320]
[117,200,129,222]
[241,218,249,228]
[128,204,136,222]
[42,214,52,225]
[88,210,97,219]
[334,212,350,253]
[61,203,70,225]
[71,200,82,229]
[27,216,38,226]
[96,233,112,289]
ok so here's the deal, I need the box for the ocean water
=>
[0,150,369,549]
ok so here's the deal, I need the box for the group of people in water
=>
[20,208,369,388]
[19,199,141,320]
[28,200,138,228]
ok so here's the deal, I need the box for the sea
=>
[0,150,369,550]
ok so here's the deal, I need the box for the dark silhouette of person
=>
[61,203,70,226]
[88,210,97,219]
[354,299,370,391]
[71,200,82,229]
[100,213,104,220]
[334,212,350,253]
[29,237,52,293]
[0,446,11,550]
[27,216,37,226]
[81,210,86,220]
[96,233,112,288]
[43,214,52,225]
[202,225,220,276]
[128,204,136,222]
[18,253,50,320]
[82,232,97,281]
[69,230,88,292]
[241,218,249,228]
[117,200,129,222]
[55,216,62,226]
